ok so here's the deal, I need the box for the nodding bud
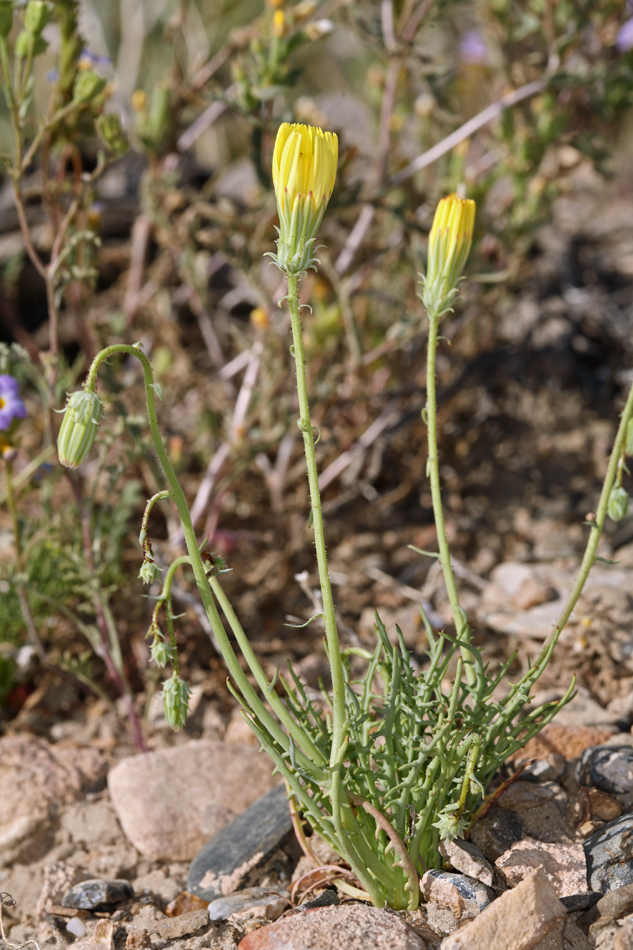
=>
[57,390,103,469]
[608,485,629,523]
[162,674,191,729]
[139,559,161,584]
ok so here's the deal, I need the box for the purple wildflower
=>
[0,375,27,429]
[459,30,491,65]
[616,17,633,52]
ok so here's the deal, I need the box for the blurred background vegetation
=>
[0,0,633,748]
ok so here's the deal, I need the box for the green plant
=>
[57,122,633,909]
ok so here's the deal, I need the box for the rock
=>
[497,782,569,843]
[164,892,210,916]
[301,890,339,909]
[597,884,633,919]
[36,861,91,921]
[67,918,88,938]
[522,756,566,784]
[62,879,134,910]
[108,740,279,861]
[152,909,209,939]
[187,785,293,901]
[589,917,619,950]
[496,838,588,897]
[207,888,288,922]
[578,745,633,795]
[71,919,115,950]
[584,816,633,892]
[0,737,106,865]
[60,797,123,848]
[439,840,494,887]
[439,870,567,950]
[560,892,601,911]
[421,870,492,921]
[133,868,181,905]
[616,918,633,950]
[514,725,617,762]
[237,903,426,949]
[470,805,523,862]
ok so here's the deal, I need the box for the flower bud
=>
[14,29,48,58]
[272,9,285,37]
[421,194,476,317]
[0,3,13,39]
[150,636,173,668]
[24,0,52,35]
[269,122,338,276]
[608,486,629,522]
[57,390,103,469]
[139,558,161,584]
[96,112,128,155]
[73,68,107,104]
[162,674,191,729]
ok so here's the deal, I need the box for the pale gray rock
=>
[616,917,633,950]
[421,870,492,920]
[62,878,134,910]
[439,839,494,886]
[439,870,567,950]
[584,816,633,892]
[108,740,279,861]
[495,838,588,897]
[577,746,633,795]
[207,887,288,922]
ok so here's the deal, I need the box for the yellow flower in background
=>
[269,122,338,275]
[422,194,475,316]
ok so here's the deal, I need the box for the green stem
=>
[286,274,360,886]
[425,311,474,685]
[286,275,346,756]
[84,344,322,780]
[537,377,633,663]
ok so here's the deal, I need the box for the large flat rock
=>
[108,740,279,861]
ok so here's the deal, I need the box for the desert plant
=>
[57,121,633,909]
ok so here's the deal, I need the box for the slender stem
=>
[286,275,346,756]
[538,378,633,660]
[286,274,363,888]
[84,344,323,780]
[425,312,474,685]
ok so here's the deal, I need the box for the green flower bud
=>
[73,69,107,104]
[608,485,629,523]
[162,674,190,729]
[24,1,52,35]
[0,3,14,40]
[57,390,103,469]
[96,112,128,156]
[139,558,161,584]
[150,636,173,668]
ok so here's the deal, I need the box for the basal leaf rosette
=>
[421,194,476,317]
[269,122,338,276]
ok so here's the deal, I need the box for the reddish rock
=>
[108,740,279,861]
[237,904,426,950]
[511,725,616,763]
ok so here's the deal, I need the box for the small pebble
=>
[584,816,633,892]
[62,879,134,911]
[66,918,87,938]
[301,889,339,910]
[578,745,633,796]
[470,805,523,862]
[597,883,633,919]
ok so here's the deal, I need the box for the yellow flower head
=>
[269,122,338,275]
[422,194,476,316]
